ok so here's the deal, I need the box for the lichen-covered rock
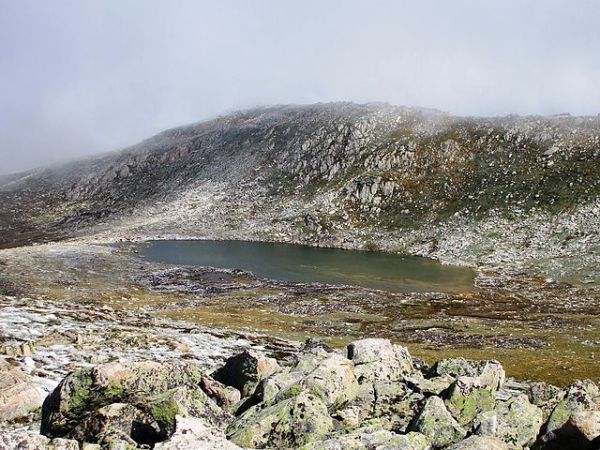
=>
[246,351,358,412]
[297,353,358,408]
[488,394,543,449]
[444,377,495,427]
[448,435,509,450]
[213,349,280,398]
[0,358,42,421]
[544,379,600,433]
[299,426,430,450]
[69,402,160,446]
[430,358,505,392]
[226,390,333,449]
[347,338,414,383]
[534,408,600,450]
[371,381,425,432]
[527,381,564,421]
[146,385,228,436]
[409,395,466,448]
[40,360,225,446]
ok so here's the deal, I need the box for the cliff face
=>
[2,103,600,279]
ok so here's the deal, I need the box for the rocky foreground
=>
[2,336,600,449]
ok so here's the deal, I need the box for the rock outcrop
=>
[1,338,599,449]
[40,360,228,447]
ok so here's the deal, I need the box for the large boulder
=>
[246,351,359,411]
[213,349,280,398]
[0,358,42,421]
[347,338,415,383]
[226,390,333,449]
[475,394,543,449]
[535,379,600,449]
[408,395,467,448]
[370,381,425,432]
[41,361,227,446]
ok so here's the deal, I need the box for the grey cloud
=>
[1,0,599,174]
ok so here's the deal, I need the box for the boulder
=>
[291,353,358,408]
[246,351,358,412]
[146,385,229,436]
[0,358,42,421]
[448,435,509,450]
[444,377,495,427]
[347,338,414,383]
[568,410,600,442]
[213,349,280,397]
[534,409,600,450]
[405,374,455,396]
[527,381,564,421]
[544,379,600,433]
[226,390,333,449]
[370,381,425,432]
[488,394,543,449]
[430,358,505,391]
[409,395,466,448]
[41,361,226,446]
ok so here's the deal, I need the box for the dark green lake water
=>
[136,240,475,293]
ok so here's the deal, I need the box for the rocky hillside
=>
[2,103,600,280]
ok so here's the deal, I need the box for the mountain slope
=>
[2,102,600,280]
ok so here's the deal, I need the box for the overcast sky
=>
[1,0,599,174]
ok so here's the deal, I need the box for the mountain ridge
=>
[2,102,600,281]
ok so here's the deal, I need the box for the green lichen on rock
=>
[444,379,495,427]
[40,361,220,445]
[409,395,466,448]
[227,390,333,449]
[544,379,600,434]
[493,394,543,449]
